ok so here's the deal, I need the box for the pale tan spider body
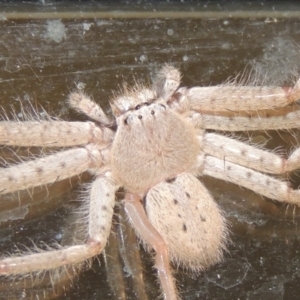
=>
[146,173,226,271]
[1,65,300,299]
[110,85,226,273]
[111,100,200,193]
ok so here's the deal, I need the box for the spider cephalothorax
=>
[1,65,300,299]
[111,91,200,194]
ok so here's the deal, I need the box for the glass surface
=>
[0,2,300,300]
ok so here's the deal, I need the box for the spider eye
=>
[135,105,141,110]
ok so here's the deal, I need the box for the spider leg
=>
[124,193,178,300]
[0,146,107,195]
[201,132,300,174]
[0,209,86,297]
[103,227,128,300]
[200,155,300,206]
[104,206,149,300]
[188,109,300,131]
[68,91,112,126]
[153,65,181,100]
[180,78,300,112]
[0,121,113,147]
[0,173,118,275]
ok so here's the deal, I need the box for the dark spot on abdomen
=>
[166,177,176,184]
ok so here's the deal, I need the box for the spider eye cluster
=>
[134,101,153,111]
[111,88,156,117]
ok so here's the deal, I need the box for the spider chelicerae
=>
[1,65,300,299]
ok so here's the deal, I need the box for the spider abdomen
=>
[111,104,200,194]
[146,173,227,271]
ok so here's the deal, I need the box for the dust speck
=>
[167,29,174,36]
[139,55,148,62]
[83,22,93,31]
[44,20,66,43]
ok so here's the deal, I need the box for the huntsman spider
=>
[1,65,300,299]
